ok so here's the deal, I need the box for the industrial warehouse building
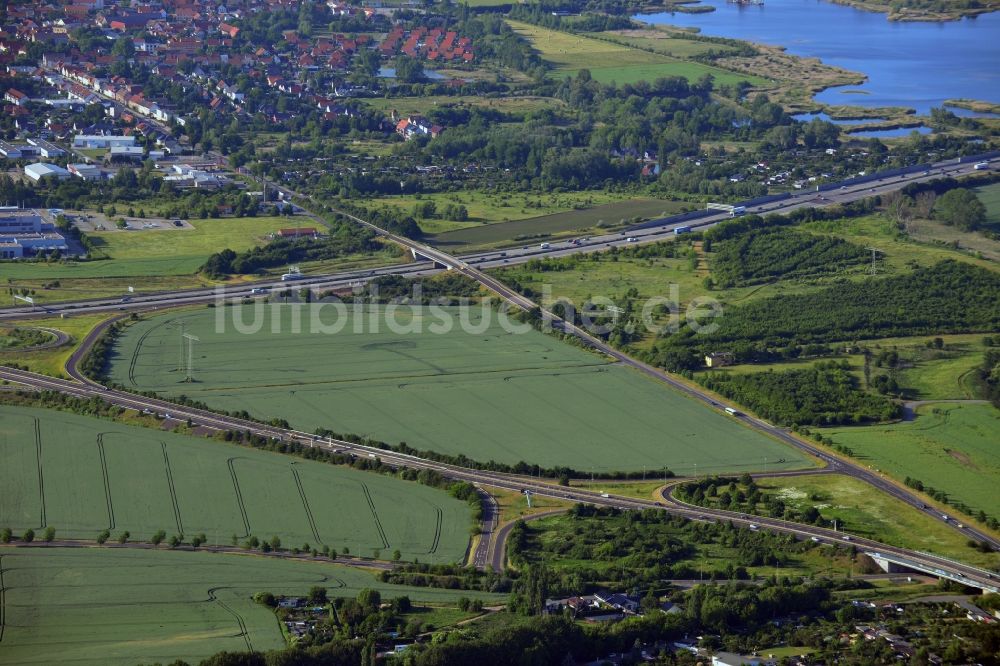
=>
[72,134,136,149]
[23,162,71,182]
[0,207,69,259]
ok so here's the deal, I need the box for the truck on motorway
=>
[539,242,551,249]
[730,206,746,217]
[724,407,740,416]
[974,162,990,170]
[674,226,691,235]
[281,266,304,281]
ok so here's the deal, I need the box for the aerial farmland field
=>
[0,406,471,561]
[107,305,812,475]
[0,547,504,666]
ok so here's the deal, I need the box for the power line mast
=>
[182,333,199,382]
[177,320,185,372]
[865,247,882,275]
[607,305,625,326]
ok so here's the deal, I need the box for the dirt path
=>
[901,399,989,421]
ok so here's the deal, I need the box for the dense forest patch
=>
[709,227,869,287]
[698,361,901,426]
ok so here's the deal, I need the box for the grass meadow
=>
[430,198,688,247]
[0,547,503,666]
[976,181,1000,227]
[107,305,811,475]
[369,190,639,235]
[757,474,998,569]
[1,216,396,304]
[507,20,763,87]
[0,216,296,280]
[600,29,740,59]
[822,403,1000,517]
[0,406,472,562]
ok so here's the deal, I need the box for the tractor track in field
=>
[227,458,251,539]
[290,464,322,545]
[32,418,46,529]
[126,315,182,387]
[208,587,253,652]
[127,324,156,387]
[96,434,115,531]
[161,442,184,535]
[428,507,442,555]
[0,553,6,643]
[361,483,389,550]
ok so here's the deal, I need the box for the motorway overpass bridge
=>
[868,551,999,594]
[410,247,452,269]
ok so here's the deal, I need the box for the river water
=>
[636,0,1000,114]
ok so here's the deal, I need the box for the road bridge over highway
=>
[867,551,999,594]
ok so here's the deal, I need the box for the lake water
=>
[378,67,448,81]
[846,125,932,138]
[636,0,1000,114]
[791,112,884,125]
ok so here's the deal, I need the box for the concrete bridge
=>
[867,551,999,594]
[410,247,452,269]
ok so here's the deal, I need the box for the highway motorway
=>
[2,154,997,581]
[0,364,996,590]
[1,155,994,321]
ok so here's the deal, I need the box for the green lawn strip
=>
[0,405,471,563]
[430,199,688,248]
[106,305,811,474]
[0,547,504,666]
[756,474,999,570]
[975,181,1000,227]
[2,274,221,305]
[821,403,1000,519]
[0,313,111,378]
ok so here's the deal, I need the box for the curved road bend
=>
[487,509,566,573]
[0,366,996,592]
[470,488,499,570]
